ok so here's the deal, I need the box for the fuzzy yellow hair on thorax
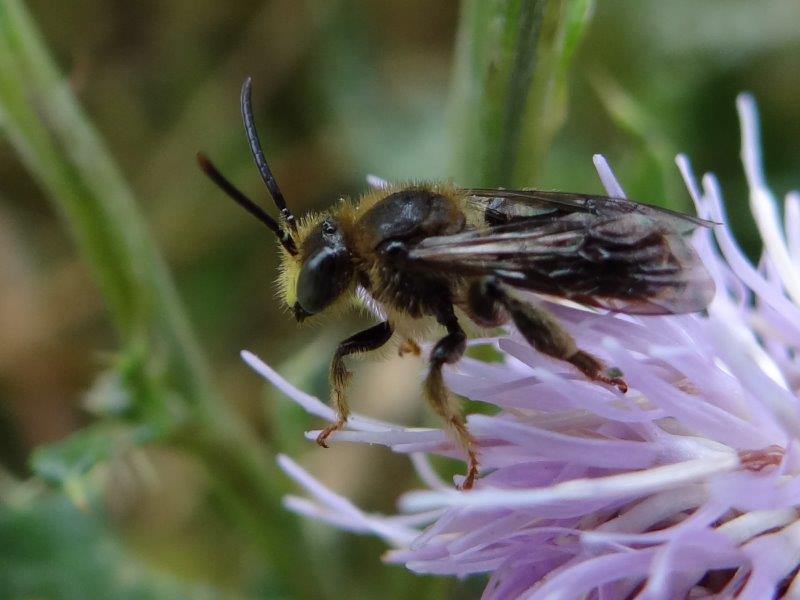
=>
[275,181,465,320]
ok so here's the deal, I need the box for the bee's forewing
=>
[407,189,715,315]
[464,188,715,233]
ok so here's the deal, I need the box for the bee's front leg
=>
[425,306,479,490]
[316,321,394,447]
[471,278,627,392]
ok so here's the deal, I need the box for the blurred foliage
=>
[0,0,798,598]
[0,498,220,600]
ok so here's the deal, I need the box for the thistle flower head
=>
[243,95,800,599]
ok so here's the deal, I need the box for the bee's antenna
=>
[197,152,298,256]
[241,77,298,233]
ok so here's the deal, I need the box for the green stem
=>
[0,0,315,593]
[449,0,594,187]
[0,0,213,414]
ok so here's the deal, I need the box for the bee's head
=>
[199,77,357,323]
[280,216,354,322]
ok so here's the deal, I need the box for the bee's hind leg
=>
[316,321,394,448]
[470,278,627,393]
[425,306,479,490]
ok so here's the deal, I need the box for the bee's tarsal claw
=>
[316,421,345,448]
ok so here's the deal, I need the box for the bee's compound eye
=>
[296,246,354,315]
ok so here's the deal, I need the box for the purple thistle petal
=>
[243,97,800,598]
[703,174,800,331]
[738,94,800,306]
[523,549,657,599]
[739,520,800,599]
[409,453,451,491]
[399,454,738,512]
[593,154,628,198]
[785,192,800,264]
[277,454,424,546]
[467,414,660,469]
[640,529,746,599]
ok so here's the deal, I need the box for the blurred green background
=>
[0,0,798,598]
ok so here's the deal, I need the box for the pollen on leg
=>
[398,338,421,357]
[738,445,784,471]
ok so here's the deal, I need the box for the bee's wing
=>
[407,189,715,315]
[463,188,714,233]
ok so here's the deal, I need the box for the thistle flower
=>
[242,95,800,599]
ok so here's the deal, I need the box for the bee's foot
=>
[398,339,421,357]
[458,451,480,491]
[569,351,628,393]
[590,371,628,393]
[601,374,628,394]
[315,421,345,448]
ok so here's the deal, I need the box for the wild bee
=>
[198,78,715,490]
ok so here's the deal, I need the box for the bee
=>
[198,78,715,490]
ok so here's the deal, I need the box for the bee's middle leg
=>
[425,306,479,490]
[469,278,627,392]
[316,321,394,447]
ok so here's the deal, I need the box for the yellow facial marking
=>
[275,210,329,310]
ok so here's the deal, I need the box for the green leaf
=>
[29,424,155,509]
[31,346,181,508]
[84,346,184,432]
[31,426,115,488]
